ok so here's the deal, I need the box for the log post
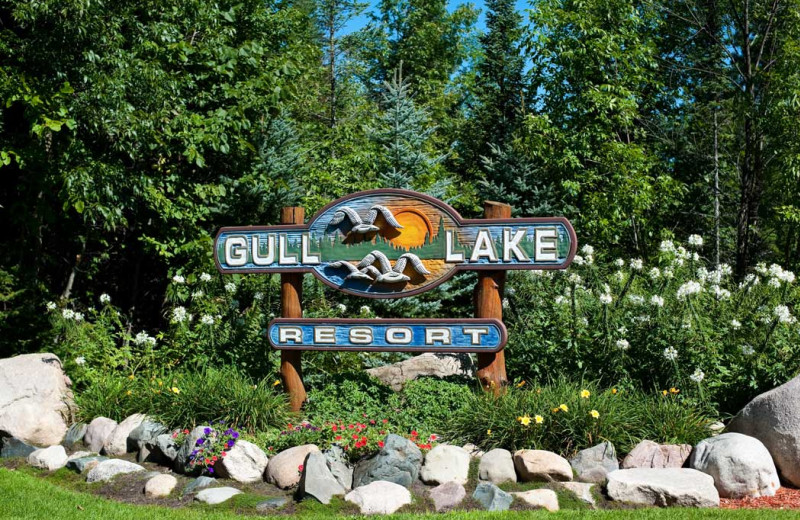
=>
[280,207,307,412]
[474,201,510,394]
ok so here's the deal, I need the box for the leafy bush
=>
[444,380,715,457]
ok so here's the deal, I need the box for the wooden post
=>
[280,207,307,412]
[474,201,510,394]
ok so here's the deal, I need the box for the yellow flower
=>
[534,415,544,424]
[552,407,560,413]
[516,380,526,388]
[580,389,591,399]
[670,387,680,394]
[611,388,618,395]
[126,390,132,396]
[518,415,532,426]
[128,374,134,380]
[559,404,569,412]
[487,429,492,436]
[590,410,600,419]
[158,380,163,386]
[171,387,180,394]
[662,390,669,396]
[273,379,281,387]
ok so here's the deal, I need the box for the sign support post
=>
[280,206,307,411]
[475,201,510,394]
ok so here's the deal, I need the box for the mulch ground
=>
[721,486,800,510]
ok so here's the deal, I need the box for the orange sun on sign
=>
[389,208,434,249]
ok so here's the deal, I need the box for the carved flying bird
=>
[329,261,375,282]
[328,205,404,234]
[356,251,430,284]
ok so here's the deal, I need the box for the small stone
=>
[352,434,422,488]
[256,497,289,511]
[86,459,145,483]
[183,476,217,495]
[621,440,691,469]
[84,417,117,453]
[606,468,719,507]
[27,445,68,470]
[63,423,87,448]
[144,474,178,497]
[66,451,93,462]
[569,441,619,483]
[557,482,596,507]
[214,440,269,483]
[102,414,146,456]
[472,482,513,511]
[420,445,470,485]
[429,481,466,511]
[478,448,516,484]
[265,444,319,489]
[194,487,242,505]
[66,455,107,473]
[513,450,573,482]
[299,451,346,504]
[1,436,37,458]
[345,481,412,514]
[512,489,560,511]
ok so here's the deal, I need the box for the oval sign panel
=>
[214,189,577,298]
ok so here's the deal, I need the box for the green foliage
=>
[445,381,714,457]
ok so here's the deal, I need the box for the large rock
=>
[0,353,73,446]
[512,489,560,511]
[299,450,346,504]
[353,434,422,488]
[728,374,800,487]
[66,455,107,473]
[143,433,180,465]
[366,353,474,391]
[570,441,619,483]
[214,440,268,483]
[128,420,167,462]
[621,440,691,469]
[478,448,516,484]
[1,436,37,458]
[63,423,87,448]
[265,444,319,489]
[689,433,780,498]
[345,481,412,514]
[86,458,145,483]
[173,426,208,475]
[102,413,146,456]
[606,468,719,507]
[429,481,466,511]
[419,445,470,485]
[144,474,177,497]
[84,417,117,453]
[472,482,513,511]
[27,445,68,471]
[324,445,353,491]
[194,487,242,505]
[513,449,573,482]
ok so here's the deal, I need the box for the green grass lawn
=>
[3,468,800,520]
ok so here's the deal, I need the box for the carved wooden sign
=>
[215,189,577,299]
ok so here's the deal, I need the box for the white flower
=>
[677,281,703,300]
[690,368,705,383]
[568,273,582,284]
[740,344,755,356]
[224,282,237,294]
[617,326,628,335]
[755,263,770,275]
[779,270,795,284]
[660,240,675,253]
[627,294,645,305]
[692,252,700,262]
[719,263,733,277]
[554,295,567,305]
[633,315,651,323]
[768,277,781,288]
[46,301,57,311]
[191,290,204,299]
[502,298,510,309]
[663,347,678,361]
[61,309,75,320]
[172,274,185,284]
[688,234,704,247]
[731,319,742,330]
[614,258,625,267]
[697,267,709,283]
[200,314,215,326]
[614,270,626,282]
[682,319,692,329]
[253,291,264,301]
[75,356,86,366]
[774,305,796,324]
[579,317,589,327]
[581,245,595,256]
[336,303,347,313]
[599,293,613,305]
[73,312,84,322]
[360,305,371,315]
[648,267,661,279]
[615,339,630,351]
[712,285,731,300]
[630,258,643,271]
[663,267,674,279]
[134,331,156,346]
[572,255,585,266]
[99,293,111,304]
[650,295,665,307]
[199,272,212,283]
[172,306,188,323]
[585,255,594,265]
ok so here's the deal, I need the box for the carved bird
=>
[329,261,375,282]
[357,251,430,283]
[329,205,404,234]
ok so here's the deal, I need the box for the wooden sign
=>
[268,318,507,353]
[215,189,576,298]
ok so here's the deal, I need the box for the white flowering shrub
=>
[504,236,800,413]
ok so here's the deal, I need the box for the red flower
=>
[331,425,338,432]
[348,424,354,429]
[369,419,376,425]
[298,464,304,473]
[268,447,273,451]
[410,430,418,437]
[360,436,367,443]
[287,423,293,429]
[172,432,178,439]
[362,413,367,418]
[335,435,342,441]
[378,441,385,448]
[212,456,218,462]
[183,429,189,434]
[352,434,359,440]
[382,419,388,424]
[380,430,386,435]
[430,434,438,441]
[221,451,227,457]
[205,458,210,464]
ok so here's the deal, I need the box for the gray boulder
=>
[1,436,37,458]
[478,448,516,484]
[214,439,268,483]
[86,458,145,483]
[352,434,422,488]
[128,420,167,462]
[0,353,74,446]
[420,445,470,485]
[173,426,208,475]
[194,487,242,505]
[513,449,573,482]
[606,468,719,507]
[299,450,346,504]
[183,476,217,495]
[66,455,107,473]
[324,445,353,491]
[689,433,780,498]
[728,373,800,487]
[366,353,474,391]
[102,413,145,456]
[570,441,619,483]
[621,440,691,469]
[429,481,466,511]
[345,481,412,514]
[472,482,513,511]
[84,417,117,453]
[63,423,87,448]
[27,445,68,470]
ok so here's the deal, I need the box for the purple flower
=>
[232,431,239,439]
[196,438,204,446]
[203,427,212,435]
[191,450,198,456]
[208,467,214,474]
[227,440,235,448]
